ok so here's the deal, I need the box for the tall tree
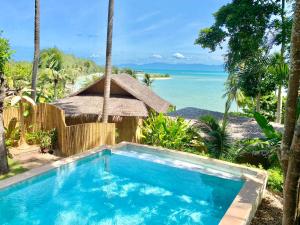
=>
[31,0,40,101]
[0,34,12,175]
[268,53,289,123]
[195,0,277,72]
[281,1,300,224]
[101,0,114,123]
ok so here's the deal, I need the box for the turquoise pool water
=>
[0,149,244,225]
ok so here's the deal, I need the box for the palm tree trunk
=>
[255,93,261,112]
[281,0,300,179]
[276,85,283,123]
[0,73,8,175]
[283,116,300,225]
[101,0,114,123]
[31,0,40,101]
[282,1,300,224]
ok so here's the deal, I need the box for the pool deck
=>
[0,142,268,225]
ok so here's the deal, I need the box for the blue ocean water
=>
[139,69,230,112]
[0,149,244,225]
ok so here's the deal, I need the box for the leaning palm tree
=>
[101,0,115,123]
[31,0,40,101]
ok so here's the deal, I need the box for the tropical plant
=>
[143,73,154,87]
[31,0,40,101]
[0,33,13,175]
[40,48,63,100]
[268,53,289,123]
[197,115,231,158]
[254,112,282,143]
[26,129,57,153]
[195,0,278,73]
[4,118,19,149]
[6,88,35,147]
[268,167,284,192]
[141,113,206,152]
[223,73,245,112]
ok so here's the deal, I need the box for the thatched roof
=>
[53,74,172,117]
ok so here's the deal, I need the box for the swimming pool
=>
[0,143,266,225]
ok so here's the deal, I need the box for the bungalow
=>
[53,74,172,143]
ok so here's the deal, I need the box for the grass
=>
[0,158,27,180]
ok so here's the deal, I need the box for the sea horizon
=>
[126,64,231,113]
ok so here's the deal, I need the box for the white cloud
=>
[152,54,163,59]
[173,53,185,59]
[90,53,100,58]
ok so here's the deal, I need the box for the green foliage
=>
[26,129,57,151]
[254,112,282,141]
[4,61,32,91]
[198,115,231,158]
[267,167,283,192]
[4,118,20,148]
[121,68,137,78]
[0,32,13,74]
[141,113,206,152]
[143,73,154,87]
[195,0,279,72]
[268,52,289,87]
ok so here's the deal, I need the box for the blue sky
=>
[0,0,230,65]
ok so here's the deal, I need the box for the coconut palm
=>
[143,73,154,87]
[40,49,63,100]
[223,73,245,112]
[31,0,40,101]
[101,0,114,123]
[268,53,289,123]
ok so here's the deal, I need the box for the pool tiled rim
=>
[0,142,267,225]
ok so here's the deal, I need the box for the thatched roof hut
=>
[53,73,172,120]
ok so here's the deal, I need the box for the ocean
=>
[74,65,232,113]
[136,68,230,112]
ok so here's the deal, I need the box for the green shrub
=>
[197,115,231,158]
[141,113,206,152]
[26,129,57,151]
[267,167,283,192]
[5,118,20,148]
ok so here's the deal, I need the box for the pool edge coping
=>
[114,142,268,225]
[0,142,268,225]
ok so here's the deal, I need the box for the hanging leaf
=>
[11,96,21,106]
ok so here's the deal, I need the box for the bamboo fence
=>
[3,103,115,156]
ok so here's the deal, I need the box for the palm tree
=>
[31,0,40,101]
[40,48,63,100]
[143,73,154,87]
[223,73,245,112]
[268,53,289,123]
[281,1,300,224]
[101,0,115,123]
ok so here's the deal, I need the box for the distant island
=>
[118,63,225,72]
